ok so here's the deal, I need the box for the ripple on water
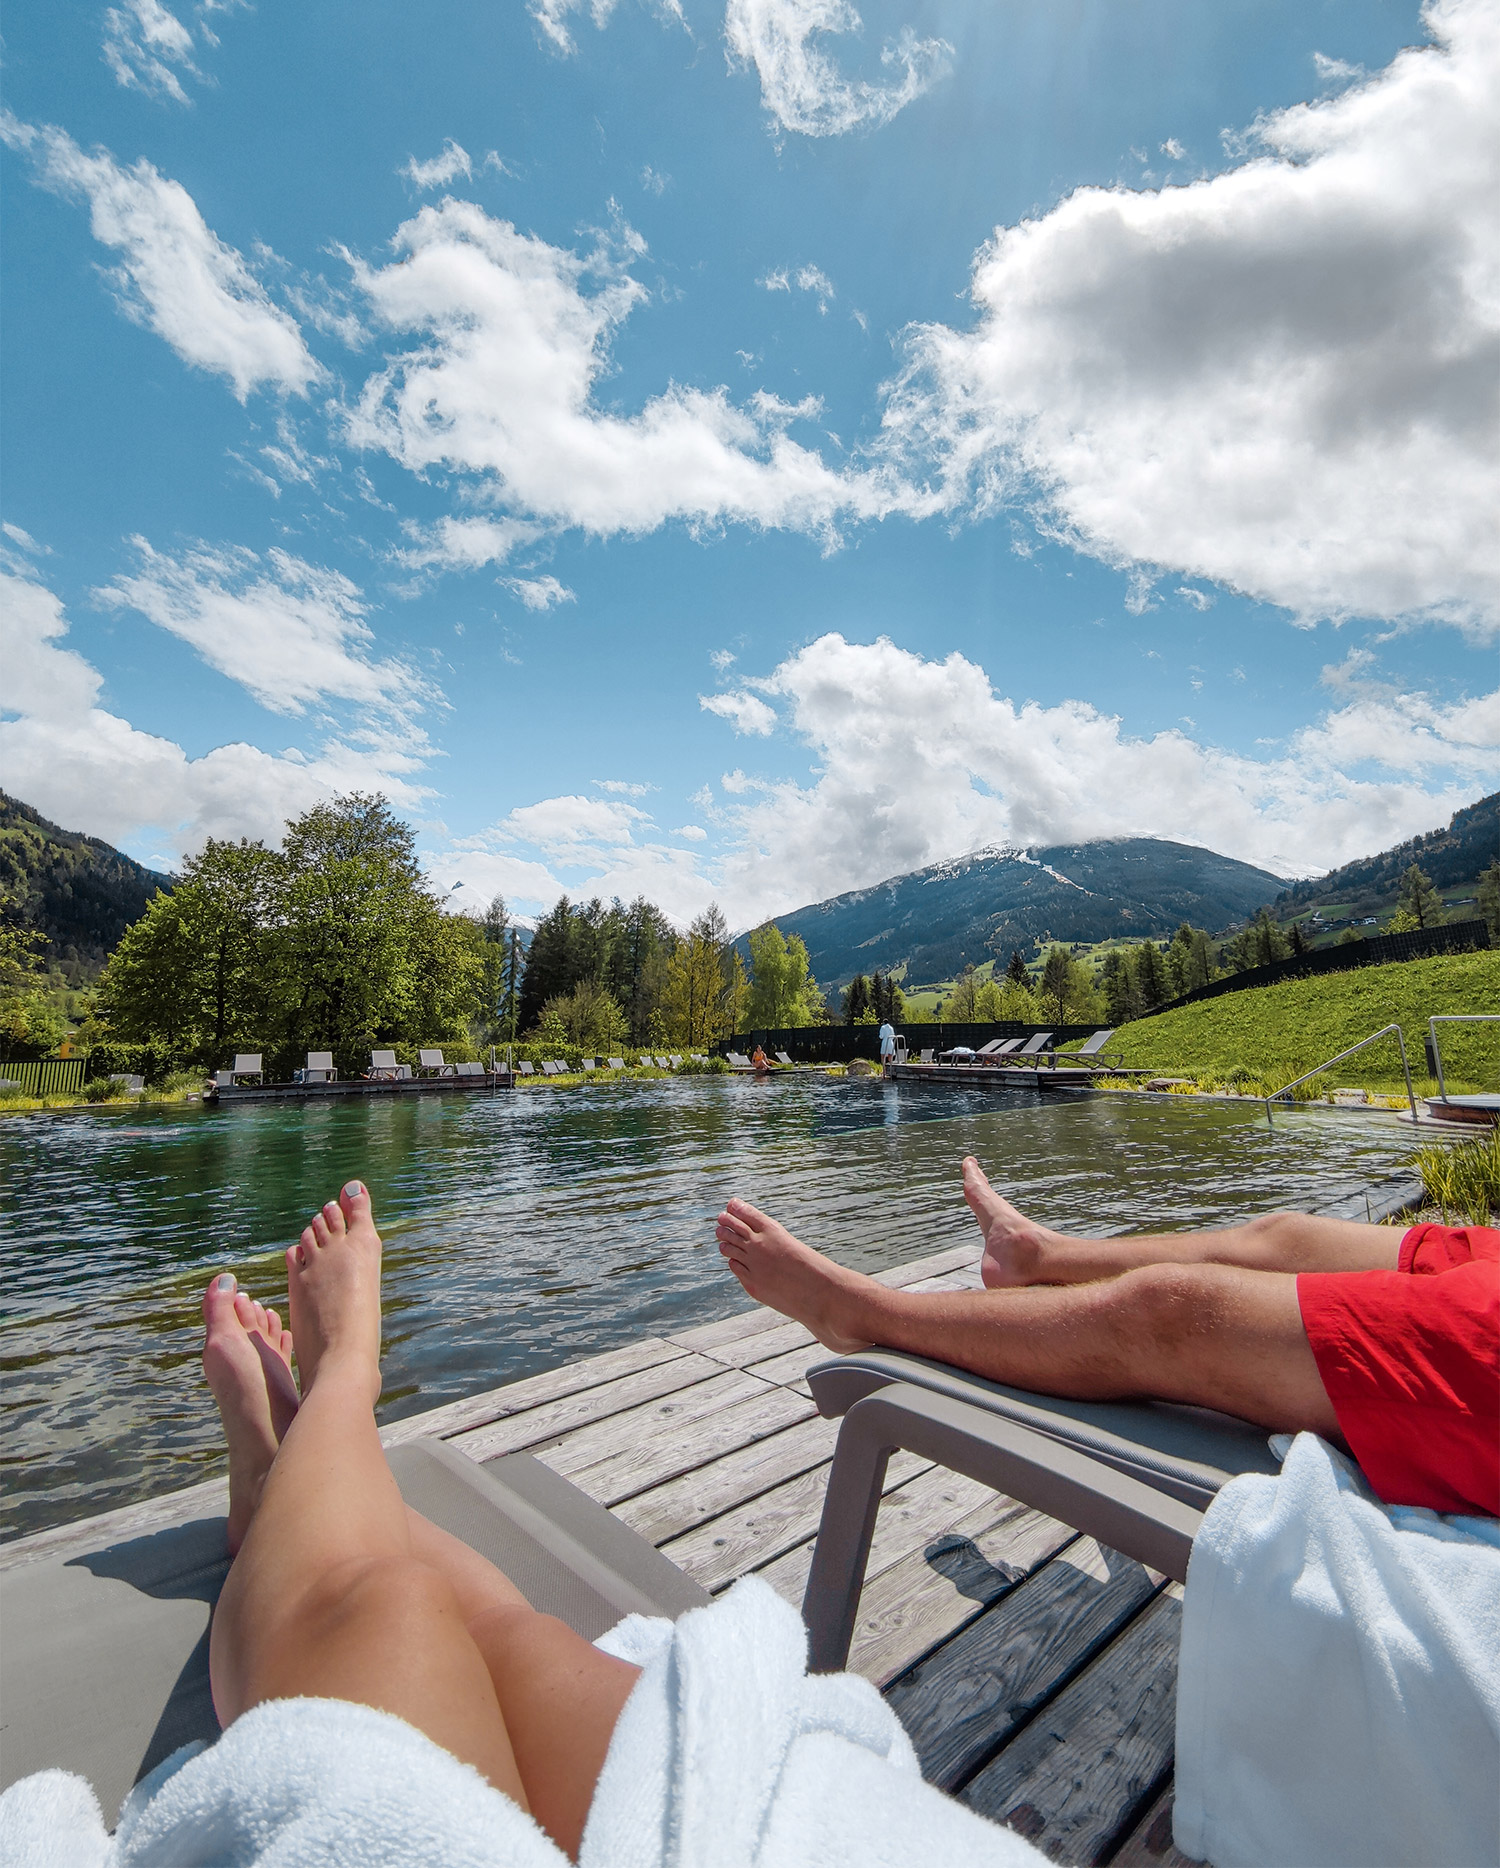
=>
[0,1079,1414,1539]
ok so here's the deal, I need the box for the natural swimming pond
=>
[0,1077,1417,1541]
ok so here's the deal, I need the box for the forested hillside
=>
[1277,791,1498,913]
[0,793,173,981]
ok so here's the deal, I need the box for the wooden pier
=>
[884,1059,1109,1095]
[3,1239,1200,1866]
[209,1072,512,1105]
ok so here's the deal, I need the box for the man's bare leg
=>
[962,1158,1402,1288]
[716,1196,1341,1436]
[206,1185,641,1857]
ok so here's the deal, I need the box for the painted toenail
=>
[343,1180,364,1198]
[214,1274,235,1292]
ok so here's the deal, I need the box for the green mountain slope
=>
[755,838,1287,989]
[0,793,173,980]
[1278,790,1498,914]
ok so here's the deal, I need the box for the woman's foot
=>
[715,1199,879,1353]
[963,1157,1081,1287]
[286,1181,383,1401]
[202,1275,301,1552]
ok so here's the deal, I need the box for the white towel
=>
[1174,1431,1500,1868]
[1,1576,1041,1868]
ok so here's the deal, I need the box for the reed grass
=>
[1408,1128,1500,1225]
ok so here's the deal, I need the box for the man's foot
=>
[715,1199,878,1353]
[963,1157,1076,1287]
[202,1275,301,1552]
[286,1181,383,1401]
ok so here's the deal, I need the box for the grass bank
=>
[1088,952,1498,1099]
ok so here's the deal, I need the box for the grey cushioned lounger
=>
[800,1348,1281,1671]
[0,1437,707,1823]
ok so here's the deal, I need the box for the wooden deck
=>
[4,1238,1203,1866]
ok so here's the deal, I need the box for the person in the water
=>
[716,1157,1498,1520]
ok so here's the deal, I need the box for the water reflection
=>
[0,1078,1412,1539]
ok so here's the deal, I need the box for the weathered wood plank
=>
[667,1305,788,1353]
[659,1449,931,1591]
[875,1244,983,1287]
[379,1336,690,1446]
[533,1367,771,1478]
[1108,1784,1203,1868]
[449,1352,725,1462]
[555,1381,815,1506]
[849,1506,1076,1687]
[740,1340,831,1390]
[697,1317,816,1368]
[959,1586,1184,1867]
[611,1412,842,1545]
[755,1464,1006,1608]
[886,1541,1165,1792]
[0,1476,229,1573]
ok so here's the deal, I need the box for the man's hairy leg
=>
[964,1157,1402,1289]
[719,1198,1339,1436]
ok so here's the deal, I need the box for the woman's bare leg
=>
[716,1195,1341,1436]
[203,1189,640,1856]
[962,1158,1403,1287]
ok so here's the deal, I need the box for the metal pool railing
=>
[1264,1024,1417,1128]
[1427,1015,1500,1104]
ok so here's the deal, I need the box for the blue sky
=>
[3,0,1496,927]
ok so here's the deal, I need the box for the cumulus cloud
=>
[882,0,1500,632]
[725,0,952,137]
[102,0,199,101]
[0,570,430,860]
[699,689,777,735]
[502,574,575,610]
[1,116,319,400]
[701,635,1497,918]
[402,140,474,190]
[96,539,437,717]
[344,199,889,553]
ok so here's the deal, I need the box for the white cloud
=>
[96,538,437,717]
[725,0,952,137]
[700,635,1498,920]
[758,266,791,292]
[1160,137,1186,160]
[344,199,889,550]
[700,689,778,735]
[530,0,684,56]
[502,573,576,610]
[102,0,199,102]
[761,262,836,310]
[641,165,670,195]
[882,0,1500,632]
[593,778,653,796]
[395,515,538,573]
[675,823,709,841]
[0,570,430,860]
[2,116,319,400]
[402,140,474,190]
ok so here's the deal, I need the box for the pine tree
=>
[1005,949,1029,987]
[844,974,870,1023]
[1396,862,1444,930]
[1132,940,1170,1010]
[1478,858,1500,940]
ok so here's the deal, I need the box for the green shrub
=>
[80,1075,134,1101]
[1409,1129,1500,1225]
[677,1054,729,1075]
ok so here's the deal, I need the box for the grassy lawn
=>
[1087,952,1499,1098]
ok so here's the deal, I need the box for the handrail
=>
[1264,1024,1417,1128]
[1428,1015,1500,1104]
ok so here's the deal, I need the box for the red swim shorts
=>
[1297,1223,1499,1518]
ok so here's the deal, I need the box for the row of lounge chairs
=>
[513,1054,695,1077]
[916,1029,1124,1068]
[216,1051,709,1089]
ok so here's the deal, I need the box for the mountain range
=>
[756,838,1287,989]
[0,792,173,981]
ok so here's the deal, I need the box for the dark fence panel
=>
[725,1022,1100,1064]
[0,1057,87,1095]
[1139,919,1492,1020]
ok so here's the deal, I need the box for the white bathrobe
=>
[0,1577,1043,1868]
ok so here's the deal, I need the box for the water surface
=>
[0,1077,1414,1539]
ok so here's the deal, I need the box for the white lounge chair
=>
[368,1049,401,1080]
[581,1057,597,1071]
[454,1060,484,1078]
[303,1051,336,1084]
[230,1054,262,1085]
[516,1060,536,1076]
[918,1048,935,1064]
[418,1048,456,1077]
[212,1071,233,1089]
[776,1051,796,1068]
[607,1057,625,1070]
[668,1054,681,1067]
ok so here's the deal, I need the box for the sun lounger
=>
[539,1060,559,1076]
[0,1437,709,1825]
[775,1051,796,1067]
[551,1059,570,1074]
[299,1051,336,1084]
[454,1061,484,1078]
[229,1054,262,1085]
[725,1052,753,1069]
[109,1074,146,1093]
[918,1049,935,1064]
[607,1058,625,1070]
[798,1347,1281,1671]
[1006,1031,1053,1065]
[516,1060,535,1075]
[212,1070,233,1089]
[368,1049,402,1080]
[418,1048,456,1077]
[581,1058,597,1071]
[668,1054,681,1067]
